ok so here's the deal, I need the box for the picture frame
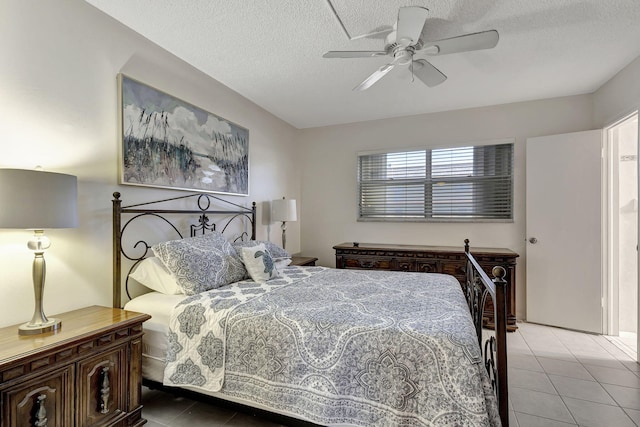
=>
[118,74,249,196]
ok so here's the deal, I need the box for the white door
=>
[526,130,603,333]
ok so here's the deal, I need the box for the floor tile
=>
[537,357,595,381]
[509,368,556,394]
[168,401,237,427]
[531,348,578,362]
[602,333,637,360]
[515,412,577,427]
[562,396,635,427]
[509,410,519,427]
[225,412,286,426]
[573,352,628,370]
[623,407,640,425]
[142,387,197,425]
[583,364,640,388]
[510,354,544,372]
[548,375,616,405]
[510,387,575,424]
[621,359,640,373]
[602,383,640,410]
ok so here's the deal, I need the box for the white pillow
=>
[129,257,183,295]
[240,244,279,283]
[274,257,292,270]
[232,240,290,258]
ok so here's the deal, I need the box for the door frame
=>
[604,110,639,339]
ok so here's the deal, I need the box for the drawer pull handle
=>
[99,367,111,414]
[34,394,48,427]
[361,261,374,268]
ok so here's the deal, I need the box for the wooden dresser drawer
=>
[341,256,394,270]
[335,242,519,331]
[415,259,441,274]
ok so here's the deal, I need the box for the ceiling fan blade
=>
[350,26,394,40]
[396,6,429,47]
[353,61,397,91]
[323,51,387,58]
[412,59,447,87]
[425,30,499,56]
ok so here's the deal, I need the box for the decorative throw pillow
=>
[232,240,290,259]
[273,257,292,271]
[129,257,183,295]
[152,232,247,295]
[239,244,279,283]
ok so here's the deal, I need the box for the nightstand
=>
[0,305,150,427]
[290,256,318,266]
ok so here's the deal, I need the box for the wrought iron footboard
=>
[464,239,509,427]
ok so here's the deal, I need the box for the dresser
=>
[334,242,519,331]
[0,305,151,427]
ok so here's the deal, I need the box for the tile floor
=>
[142,322,640,426]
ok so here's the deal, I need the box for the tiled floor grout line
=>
[515,323,640,426]
[157,400,199,427]
[513,410,577,426]
[513,326,579,425]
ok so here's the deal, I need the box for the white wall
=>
[594,55,640,128]
[299,95,595,320]
[0,0,300,327]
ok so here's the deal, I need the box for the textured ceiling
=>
[86,0,640,129]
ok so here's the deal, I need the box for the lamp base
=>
[18,318,61,335]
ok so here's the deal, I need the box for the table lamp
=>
[271,197,297,250]
[0,169,78,335]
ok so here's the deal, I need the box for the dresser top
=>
[0,305,150,363]
[333,242,519,257]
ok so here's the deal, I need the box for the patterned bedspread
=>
[164,266,500,426]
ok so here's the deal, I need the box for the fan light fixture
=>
[323,6,499,91]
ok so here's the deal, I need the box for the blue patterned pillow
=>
[239,243,279,283]
[232,240,290,259]
[152,232,247,295]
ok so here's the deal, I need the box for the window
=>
[358,142,513,221]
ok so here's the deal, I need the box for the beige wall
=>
[299,95,595,321]
[594,55,640,128]
[0,0,300,327]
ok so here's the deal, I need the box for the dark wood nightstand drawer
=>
[289,256,318,266]
[0,306,150,427]
[2,365,74,427]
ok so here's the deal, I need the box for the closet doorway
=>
[607,112,639,359]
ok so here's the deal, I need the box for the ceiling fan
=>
[323,6,499,91]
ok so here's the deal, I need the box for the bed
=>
[112,192,509,426]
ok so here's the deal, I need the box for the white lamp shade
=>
[0,169,78,229]
[271,198,297,222]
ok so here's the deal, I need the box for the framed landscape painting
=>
[118,74,249,196]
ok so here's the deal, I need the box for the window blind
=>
[358,143,513,221]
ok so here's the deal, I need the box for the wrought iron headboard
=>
[112,191,256,308]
